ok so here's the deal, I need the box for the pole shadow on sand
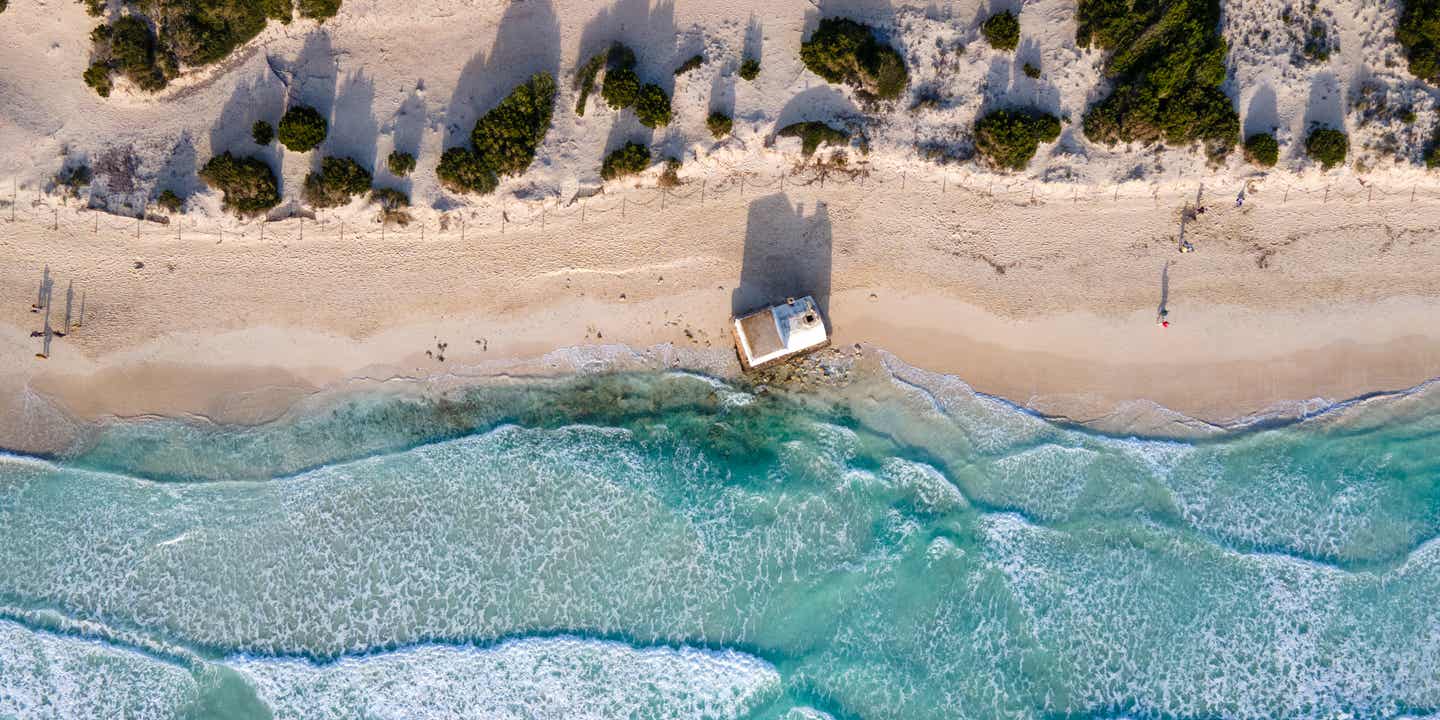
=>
[732,194,833,325]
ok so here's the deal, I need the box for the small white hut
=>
[732,296,829,371]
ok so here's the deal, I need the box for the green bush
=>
[436,147,497,195]
[1023,62,1041,79]
[800,17,908,101]
[84,63,114,97]
[1243,132,1278,167]
[79,0,104,17]
[156,189,184,212]
[298,0,341,20]
[371,187,409,210]
[1305,127,1347,169]
[739,56,761,81]
[633,83,672,128]
[252,121,274,145]
[707,111,733,138]
[601,142,650,180]
[278,104,328,152]
[471,72,556,178]
[777,121,850,156]
[1076,0,1238,156]
[55,165,93,197]
[1426,141,1440,168]
[387,150,416,176]
[973,109,1061,170]
[303,156,371,208]
[674,53,703,75]
[1398,0,1440,83]
[156,0,294,67]
[981,11,1020,51]
[602,67,640,109]
[200,152,280,216]
[574,51,607,115]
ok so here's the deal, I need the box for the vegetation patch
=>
[200,152,280,216]
[673,54,704,75]
[707,111,733,138]
[1305,127,1347,169]
[1398,0,1440,82]
[252,121,274,145]
[973,109,1061,171]
[1243,132,1278,167]
[436,147,496,195]
[84,16,170,96]
[739,56,761,81]
[574,50,608,115]
[278,105,328,152]
[1023,62,1041,79]
[303,156,371,208]
[601,142,650,180]
[156,189,184,212]
[387,151,416,177]
[777,121,850,156]
[634,83,672,128]
[602,67,640,109]
[437,72,557,195]
[54,165,93,198]
[981,11,1020,51]
[800,17,908,101]
[371,187,411,225]
[1075,0,1238,157]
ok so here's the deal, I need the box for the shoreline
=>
[4,177,1440,450]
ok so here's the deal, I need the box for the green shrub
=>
[436,147,497,194]
[156,189,184,212]
[574,51,607,115]
[303,156,372,208]
[973,109,1061,170]
[1023,62,1041,78]
[674,54,704,75]
[1243,132,1278,167]
[707,111,733,138]
[278,105,328,152]
[1398,0,1440,82]
[54,165,93,197]
[981,11,1020,51]
[777,121,850,156]
[387,150,416,176]
[739,56,761,81]
[1076,0,1238,156]
[800,17,908,101]
[471,72,556,178]
[84,63,113,97]
[371,187,409,210]
[79,0,103,17]
[252,121,274,145]
[601,142,650,180]
[1426,141,1440,168]
[602,67,640,109]
[158,0,291,67]
[298,0,341,21]
[1305,127,1347,169]
[633,83,672,128]
[200,152,280,216]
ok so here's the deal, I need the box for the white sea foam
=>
[230,637,781,720]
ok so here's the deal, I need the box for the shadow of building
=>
[732,193,833,323]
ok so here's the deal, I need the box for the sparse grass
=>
[707,111,733,138]
[200,152,280,216]
[371,187,411,225]
[1306,127,1347,169]
[658,157,682,187]
[800,17,908,101]
[776,121,850,156]
[674,54,704,75]
[1076,0,1238,157]
[982,11,1020,51]
[973,109,1061,171]
[278,105,328,152]
[1243,132,1278,167]
[601,142,650,180]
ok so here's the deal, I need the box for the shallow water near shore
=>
[2,354,1439,720]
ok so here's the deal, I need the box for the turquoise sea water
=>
[2,355,1439,719]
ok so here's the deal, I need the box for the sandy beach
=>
[4,171,1440,451]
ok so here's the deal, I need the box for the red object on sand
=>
[1162,321,1170,328]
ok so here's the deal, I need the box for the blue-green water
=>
[2,357,1439,719]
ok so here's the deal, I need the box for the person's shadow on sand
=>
[732,194,833,325]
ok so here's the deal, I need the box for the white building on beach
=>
[732,296,829,371]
